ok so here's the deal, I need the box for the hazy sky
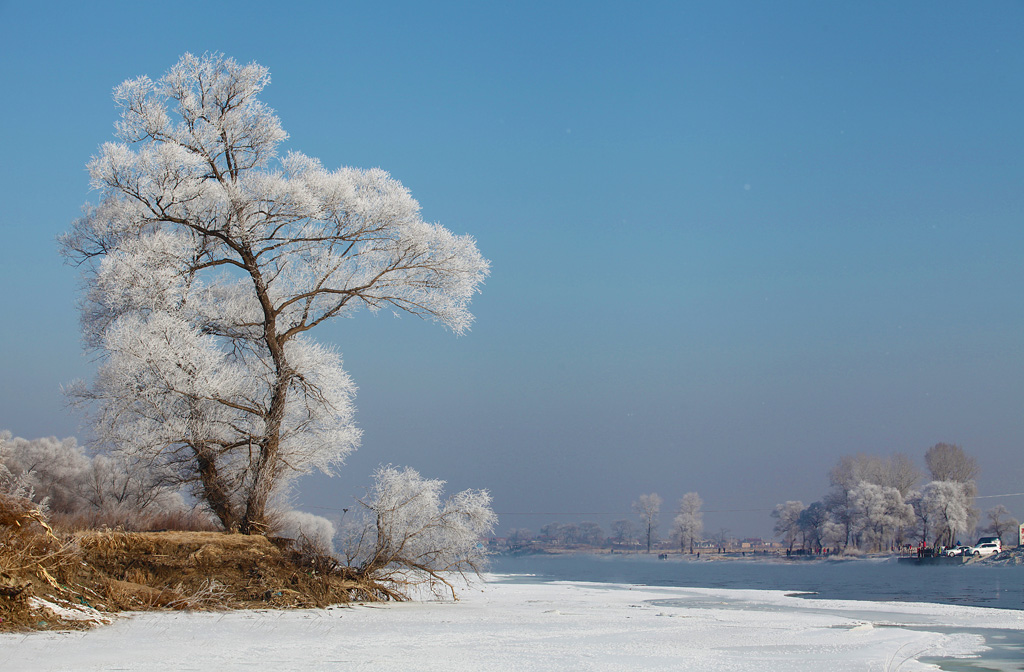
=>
[1,1,1022,539]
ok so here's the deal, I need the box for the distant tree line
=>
[772,443,1019,554]
[507,491,705,554]
[0,431,193,528]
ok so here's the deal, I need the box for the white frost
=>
[4,579,1020,671]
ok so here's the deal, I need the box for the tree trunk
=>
[238,246,289,535]
[240,379,288,534]
[194,446,238,530]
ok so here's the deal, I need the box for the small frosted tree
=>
[60,53,489,534]
[673,492,703,554]
[343,465,497,599]
[633,493,661,553]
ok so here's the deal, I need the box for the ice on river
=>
[3,575,1022,671]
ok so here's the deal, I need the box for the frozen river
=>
[4,555,1023,670]
[492,552,1024,610]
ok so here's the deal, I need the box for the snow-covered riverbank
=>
[3,576,1022,671]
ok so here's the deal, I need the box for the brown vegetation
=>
[1,494,402,632]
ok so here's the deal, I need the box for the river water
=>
[491,552,1024,611]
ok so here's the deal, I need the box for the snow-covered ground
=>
[3,575,1022,671]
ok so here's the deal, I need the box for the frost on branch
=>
[343,466,497,599]
[60,53,489,534]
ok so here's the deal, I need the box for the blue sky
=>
[1,1,1022,538]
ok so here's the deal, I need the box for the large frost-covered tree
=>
[61,53,489,534]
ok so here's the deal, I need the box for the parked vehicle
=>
[975,536,1002,550]
[944,545,970,557]
[971,542,1001,557]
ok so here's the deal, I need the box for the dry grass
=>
[1,498,390,631]
[50,507,220,534]
[0,493,86,630]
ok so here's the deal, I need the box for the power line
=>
[304,506,772,515]
[496,509,772,516]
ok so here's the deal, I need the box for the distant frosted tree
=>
[772,500,805,551]
[558,523,581,545]
[60,53,489,534]
[577,521,605,546]
[829,454,882,494]
[919,480,974,547]
[823,489,855,549]
[829,453,920,498]
[925,443,979,484]
[906,489,931,544]
[673,492,704,554]
[982,505,1019,544]
[0,433,180,519]
[506,528,533,551]
[539,522,563,542]
[882,454,922,497]
[610,519,638,547]
[797,501,830,552]
[0,431,34,500]
[633,493,661,553]
[825,452,921,548]
[848,482,915,552]
[0,435,90,512]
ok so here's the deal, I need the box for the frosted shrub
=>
[276,510,337,554]
[0,435,90,512]
[344,465,497,598]
[0,431,36,502]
